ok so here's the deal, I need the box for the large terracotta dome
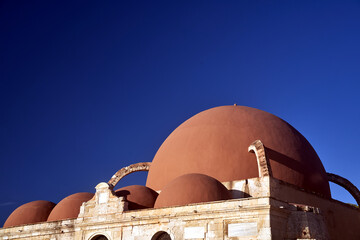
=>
[115,185,158,210]
[3,200,56,228]
[146,105,331,197]
[154,173,230,208]
[47,192,94,221]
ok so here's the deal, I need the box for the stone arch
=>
[151,231,172,240]
[327,172,360,207]
[108,162,151,188]
[89,234,109,240]
[248,140,272,177]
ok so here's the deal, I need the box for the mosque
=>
[1,105,360,240]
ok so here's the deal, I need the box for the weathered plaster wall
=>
[270,177,360,240]
[1,177,359,240]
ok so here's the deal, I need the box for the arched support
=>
[108,162,151,188]
[151,231,172,240]
[327,172,360,207]
[248,140,272,177]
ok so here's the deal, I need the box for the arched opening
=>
[151,231,171,240]
[330,182,358,206]
[90,235,108,240]
[108,162,151,188]
[327,173,360,207]
[114,171,149,189]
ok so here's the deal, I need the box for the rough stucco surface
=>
[269,177,360,240]
[146,105,331,197]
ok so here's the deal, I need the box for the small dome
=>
[3,200,56,228]
[47,192,94,221]
[115,185,158,210]
[146,105,331,198]
[154,173,230,208]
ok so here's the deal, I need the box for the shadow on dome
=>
[265,147,330,197]
[229,189,251,199]
[115,185,158,210]
[146,105,331,198]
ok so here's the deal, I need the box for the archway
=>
[90,235,108,240]
[108,162,151,188]
[327,172,360,207]
[151,231,171,240]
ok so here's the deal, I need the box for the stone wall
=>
[1,177,359,240]
[269,177,360,240]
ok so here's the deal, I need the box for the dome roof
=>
[47,192,94,221]
[154,173,230,208]
[115,185,158,210]
[3,200,56,228]
[146,105,331,197]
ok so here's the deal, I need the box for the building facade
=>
[1,105,360,240]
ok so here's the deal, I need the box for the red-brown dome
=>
[115,185,158,210]
[47,192,94,221]
[3,200,56,228]
[154,173,230,208]
[146,105,331,197]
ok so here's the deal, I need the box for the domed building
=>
[146,106,330,197]
[114,185,158,210]
[154,173,231,208]
[1,105,360,240]
[3,200,56,228]
[47,192,95,222]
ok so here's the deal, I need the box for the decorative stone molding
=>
[248,140,272,177]
[108,162,151,188]
[327,172,360,207]
[78,182,128,221]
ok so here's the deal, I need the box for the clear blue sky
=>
[1,1,360,225]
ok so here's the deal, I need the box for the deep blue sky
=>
[1,1,360,226]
